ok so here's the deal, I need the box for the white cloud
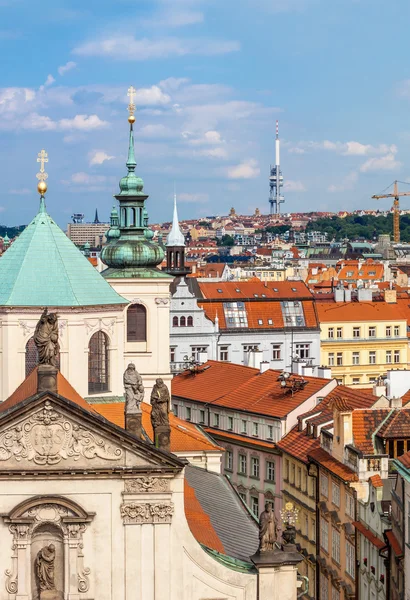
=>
[178,193,209,203]
[289,139,397,157]
[58,61,76,76]
[139,124,173,138]
[89,150,115,166]
[134,85,170,106]
[70,172,107,185]
[24,113,57,131]
[9,188,32,195]
[227,159,260,179]
[360,153,402,173]
[143,9,204,27]
[73,36,240,60]
[198,147,228,158]
[44,74,55,88]
[327,171,359,193]
[59,114,108,131]
[184,130,224,145]
[284,180,306,192]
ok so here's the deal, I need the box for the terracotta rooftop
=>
[353,521,386,550]
[316,301,406,323]
[308,447,359,482]
[369,474,384,488]
[277,427,320,464]
[205,427,276,449]
[184,479,225,553]
[172,361,333,419]
[385,530,403,557]
[352,409,392,453]
[376,409,410,439]
[93,402,223,454]
[198,280,313,300]
[0,367,97,415]
[396,449,410,469]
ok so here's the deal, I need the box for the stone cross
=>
[127,86,136,117]
[36,149,49,182]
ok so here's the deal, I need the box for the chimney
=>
[302,365,313,377]
[198,351,208,364]
[317,366,332,379]
[260,361,270,374]
[384,288,397,304]
[390,396,402,409]
[344,288,352,302]
[247,350,263,369]
[358,287,373,302]
[335,287,345,303]
[386,370,409,399]
[372,382,387,397]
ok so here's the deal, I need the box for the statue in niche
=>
[150,378,170,428]
[124,363,144,412]
[34,308,59,367]
[35,544,56,592]
[258,503,278,552]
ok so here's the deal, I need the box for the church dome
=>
[101,238,164,268]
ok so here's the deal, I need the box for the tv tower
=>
[269,120,284,215]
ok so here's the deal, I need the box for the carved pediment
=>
[0,398,182,471]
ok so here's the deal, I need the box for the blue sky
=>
[2,0,410,227]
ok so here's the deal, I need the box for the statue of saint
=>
[124,363,144,412]
[258,503,278,552]
[150,378,170,429]
[34,308,59,367]
[35,544,56,591]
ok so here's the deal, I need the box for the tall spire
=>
[126,123,137,172]
[36,149,48,213]
[167,192,185,247]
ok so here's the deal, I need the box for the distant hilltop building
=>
[66,209,109,247]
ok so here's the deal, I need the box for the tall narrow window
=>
[172,316,179,327]
[88,331,109,393]
[25,337,39,377]
[127,304,147,342]
[180,316,186,327]
[187,316,193,327]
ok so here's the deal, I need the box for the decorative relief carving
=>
[120,502,174,524]
[124,477,170,494]
[77,543,91,593]
[18,320,35,337]
[0,401,123,465]
[85,318,116,336]
[155,297,169,305]
[4,540,18,594]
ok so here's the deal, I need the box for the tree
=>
[217,234,235,247]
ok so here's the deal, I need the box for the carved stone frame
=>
[2,496,94,600]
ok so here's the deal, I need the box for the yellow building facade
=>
[317,301,408,387]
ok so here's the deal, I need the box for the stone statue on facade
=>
[35,544,56,593]
[34,308,59,367]
[124,363,144,412]
[258,503,278,552]
[150,378,171,451]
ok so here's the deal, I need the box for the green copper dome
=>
[101,122,168,279]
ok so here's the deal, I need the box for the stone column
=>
[37,364,58,393]
[125,409,143,440]
[154,424,171,452]
[251,544,304,600]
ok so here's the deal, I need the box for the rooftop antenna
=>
[269,120,285,216]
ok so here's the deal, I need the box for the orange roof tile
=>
[93,402,223,453]
[370,474,384,488]
[353,521,386,550]
[205,427,276,449]
[0,368,97,415]
[352,409,391,453]
[198,280,313,300]
[184,480,225,553]
[396,449,410,469]
[277,427,320,463]
[316,301,406,323]
[308,447,358,481]
[385,530,403,557]
[173,361,332,418]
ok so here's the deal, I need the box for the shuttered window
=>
[88,331,109,393]
[127,304,147,342]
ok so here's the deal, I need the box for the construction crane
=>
[372,180,410,243]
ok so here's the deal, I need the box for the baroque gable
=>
[0,396,183,471]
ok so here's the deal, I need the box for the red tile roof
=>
[0,367,97,415]
[370,474,384,488]
[93,402,223,453]
[385,530,403,557]
[184,480,225,553]
[198,280,313,300]
[308,447,358,481]
[396,449,410,469]
[316,301,406,323]
[172,361,333,418]
[353,521,386,550]
[352,409,392,453]
[277,426,320,463]
[376,409,410,439]
[205,427,276,449]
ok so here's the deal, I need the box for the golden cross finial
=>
[36,149,48,182]
[36,149,48,195]
[127,85,137,123]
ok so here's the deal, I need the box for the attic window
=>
[268,319,273,325]
[217,289,223,293]
[292,288,297,292]
[273,288,279,292]
[235,288,241,293]
[254,294,259,298]
[261,294,266,297]
[258,319,263,325]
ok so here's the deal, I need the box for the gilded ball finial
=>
[128,114,136,124]
[37,181,47,195]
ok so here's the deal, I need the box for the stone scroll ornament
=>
[0,401,123,465]
[120,502,174,524]
[124,477,170,493]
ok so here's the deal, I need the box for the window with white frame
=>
[272,344,281,360]
[320,574,329,600]
[226,450,233,470]
[213,413,220,428]
[369,326,376,338]
[336,352,343,366]
[219,345,229,361]
[320,517,329,551]
[332,482,340,506]
[170,347,176,362]
[251,457,260,478]
[251,496,259,517]
[394,325,400,336]
[394,350,401,363]
[328,327,334,339]
[353,327,360,338]
[331,528,340,563]
[345,493,355,518]
[238,491,247,503]
[199,409,205,424]
[352,352,359,365]
[224,301,248,328]
[266,461,275,481]
[336,327,342,339]
[238,454,247,474]
[386,350,392,364]
[243,344,259,360]
[369,351,376,365]
[267,425,274,439]
[191,346,208,361]
[295,343,310,359]
[386,326,392,337]
[328,353,335,366]
[346,541,355,578]
[241,420,247,434]
[321,474,329,498]
[253,422,259,437]
[186,406,191,421]
[227,416,233,430]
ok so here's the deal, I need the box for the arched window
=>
[25,337,39,377]
[180,316,186,327]
[127,304,147,342]
[187,316,193,327]
[88,331,109,393]
[172,316,179,327]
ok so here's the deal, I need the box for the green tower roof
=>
[0,197,127,307]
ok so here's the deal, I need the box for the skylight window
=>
[258,319,263,325]
[217,289,223,293]
[235,288,241,293]
[254,294,259,297]
[291,288,297,292]
[274,288,279,292]
[268,319,273,325]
